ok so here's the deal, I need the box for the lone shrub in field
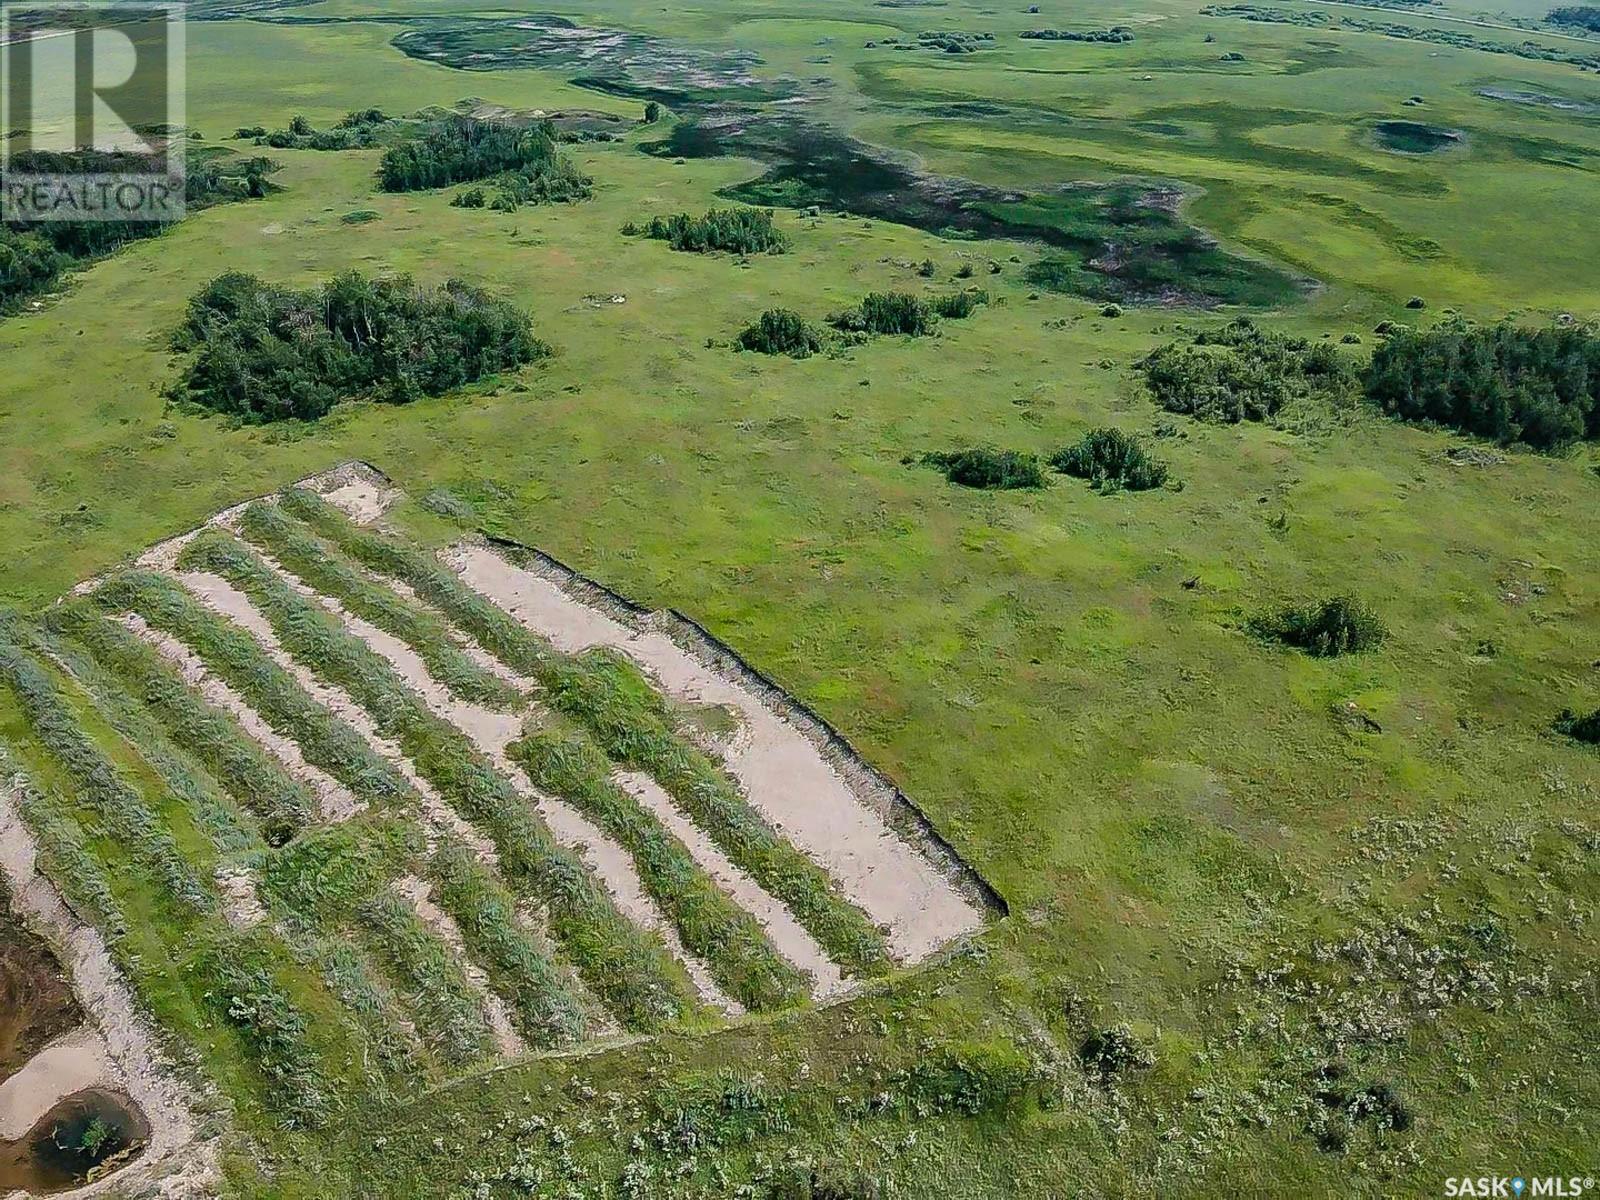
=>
[930,289,989,319]
[923,448,1046,490]
[737,308,823,358]
[635,207,787,254]
[1254,596,1387,657]
[1050,427,1170,492]
[169,270,547,422]
[831,291,936,336]
[1079,1025,1155,1080]
[1554,707,1600,745]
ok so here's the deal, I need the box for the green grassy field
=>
[1,0,1597,1194]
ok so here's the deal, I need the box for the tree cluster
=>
[257,109,392,151]
[1252,596,1387,657]
[1554,707,1600,745]
[378,117,591,200]
[1,149,279,313]
[1021,28,1135,42]
[1139,317,1355,424]
[168,270,547,423]
[736,309,823,358]
[1363,320,1600,450]
[922,449,1047,490]
[1547,5,1600,31]
[631,207,788,255]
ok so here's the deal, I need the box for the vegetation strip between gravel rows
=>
[511,724,812,1012]
[176,531,697,1032]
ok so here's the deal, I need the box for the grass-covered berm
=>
[0,0,1597,1194]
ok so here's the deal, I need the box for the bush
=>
[636,207,787,254]
[1078,1026,1154,1079]
[1050,428,1170,491]
[1254,596,1387,657]
[168,270,548,422]
[831,291,936,336]
[736,308,823,358]
[450,188,486,209]
[1554,707,1600,745]
[923,448,1046,489]
[930,289,989,320]
[1364,319,1600,450]
[1140,317,1355,424]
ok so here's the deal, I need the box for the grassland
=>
[1,0,1597,1194]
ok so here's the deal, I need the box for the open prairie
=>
[0,0,1596,1195]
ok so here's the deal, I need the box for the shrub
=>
[1364,319,1600,450]
[1050,428,1171,491]
[831,291,936,336]
[923,448,1047,489]
[1554,707,1600,745]
[1079,1025,1155,1079]
[736,308,823,358]
[1140,317,1355,424]
[917,258,937,277]
[169,270,547,422]
[1254,596,1387,657]
[955,261,974,279]
[930,289,989,320]
[636,207,787,255]
[1101,302,1124,318]
[450,188,486,209]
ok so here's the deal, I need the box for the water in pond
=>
[0,1088,149,1193]
[1374,120,1463,154]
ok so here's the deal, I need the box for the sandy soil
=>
[392,876,524,1059]
[0,759,218,1199]
[0,1027,111,1139]
[386,576,536,694]
[214,867,267,930]
[614,771,844,999]
[307,463,399,527]
[443,544,985,962]
[118,614,363,824]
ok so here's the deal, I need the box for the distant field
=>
[0,0,1596,1195]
